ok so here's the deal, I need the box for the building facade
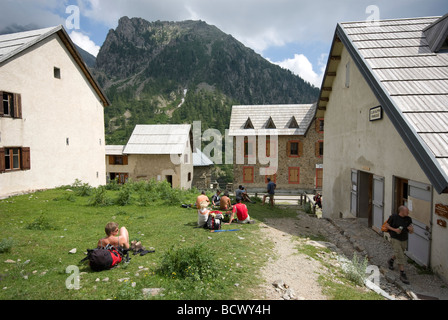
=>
[106,124,194,189]
[0,26,109,198]
[228,104,323,194]
[318,15,448,282]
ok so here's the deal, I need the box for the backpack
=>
[205,211,222,230]
[81,244,129,272]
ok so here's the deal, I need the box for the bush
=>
[157,244,221,281]
[26,212,56,231]
[88,186,112,206]
[116,184,132,206]
[343,253,369,286]
[0,238,14,253]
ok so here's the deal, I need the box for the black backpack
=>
[205,212,222,230]
[81,244,129,272]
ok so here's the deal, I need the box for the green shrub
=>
[88,186,112,206]
[0,238,14,253]
[343,253,369,286]
[157,244,221,281]
[26,213,56,230]
[116,184,132,206]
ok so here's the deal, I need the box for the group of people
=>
[196,188,254,227]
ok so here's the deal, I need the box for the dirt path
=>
[254,219,328,300]
[251,211,448,300]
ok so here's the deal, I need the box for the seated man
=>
[235,185,254,203]
[225,198,254,224]
[196,191,210,209]
[211,189,221,207]
[98,222,130,249]
[219,191,232,210]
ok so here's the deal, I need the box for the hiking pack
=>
[205,211,223,230]
[80,244,130,272]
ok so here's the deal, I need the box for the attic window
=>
[244,117,254,129]
[440,37,448,52]
[266,117,276,129]
[54,67,61,79]
[288,116,299,129]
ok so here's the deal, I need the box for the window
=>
[287,140,302,157]
[188,172,192,182]
[109,155,128,165]
[0,147,30,172]
[288,167,300,184]
[243,166,254,183]
[345,61,350,88]
[265,172,277,184]
[54,67,61,79]
[316,140,324,158]
[316,118,324,133]
[244,138,255,158]
[1,91,21,118]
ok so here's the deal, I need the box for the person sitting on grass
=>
[225,198,254,225]
[211,189,221,207]
[235,185,255,203]
[219,191,232,211]
[196,190,210,209]
[197,201,210,228]
[97,222,130,249]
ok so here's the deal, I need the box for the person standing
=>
[262,178,276,207]
[385,206,414,284]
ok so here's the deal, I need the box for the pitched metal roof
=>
[228,104,317,137]
[193,148,214,167]
[0,25,109,106]
[105,145,125,156]
[319,14,448,193]
[123,124,192,155]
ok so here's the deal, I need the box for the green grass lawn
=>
[0,180,297,300]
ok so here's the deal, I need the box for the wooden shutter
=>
[298,141,303,157]
[315,142,320,157]
[109,155,114,165]
[0,148,5,172]
[13,93,22,118]
[243,166,254,183]
[0,91,3,117]
[123,155,128,165]
[21,147,31,170]
[289,167,299,184]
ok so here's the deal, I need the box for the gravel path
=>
[252,210,448,300]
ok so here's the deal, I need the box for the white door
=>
[372,175,384,231]
[350,170,358,215]
[406,180,432,267]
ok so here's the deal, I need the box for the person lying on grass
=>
[97,222,130,249]
[225,198,254,225]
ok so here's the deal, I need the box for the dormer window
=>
[423,13,448,53]
[244,117,254,129]
[288,116,299,129]
[265,117,276,129]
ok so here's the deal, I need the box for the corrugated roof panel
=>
[392,95,448,112]
[367,55,446,69]
[419,133,448,157]
[383,80,448,95]
[350,31,425,41]
[105,145,125,155]
[359,46,435,58]
[354,38,428,49]
[375,67,448,81]
[405,113,448,133]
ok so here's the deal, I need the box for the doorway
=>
[166,175,173,188]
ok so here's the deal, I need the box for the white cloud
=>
[69,31,101,57]
[273,53,326,88]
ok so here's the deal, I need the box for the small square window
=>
[54,67,61,79]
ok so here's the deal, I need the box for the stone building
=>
[106,124,193,189]
[228,104,323,194]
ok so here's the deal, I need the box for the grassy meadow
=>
[0,180,297,300]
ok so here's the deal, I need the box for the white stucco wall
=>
[322,46,448,283]
[0,34,106,197]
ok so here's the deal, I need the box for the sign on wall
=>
[369,106,383,121]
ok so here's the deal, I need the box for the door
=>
[406,180,432,267]
[350,170,358,216]
[372,175,384,232]
[358,171,373,227]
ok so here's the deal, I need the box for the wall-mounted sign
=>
[369,106,383,121]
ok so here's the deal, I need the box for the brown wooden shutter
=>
[0,91,3,117]
[315,142,320,157]
[299,141,303,157]
[123,155,128,165]
[13,93,22,118]
[109,155,114,165]
[21,147,31,170]
[0,148,5,172]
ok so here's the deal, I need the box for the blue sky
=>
[1,0,447,87]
